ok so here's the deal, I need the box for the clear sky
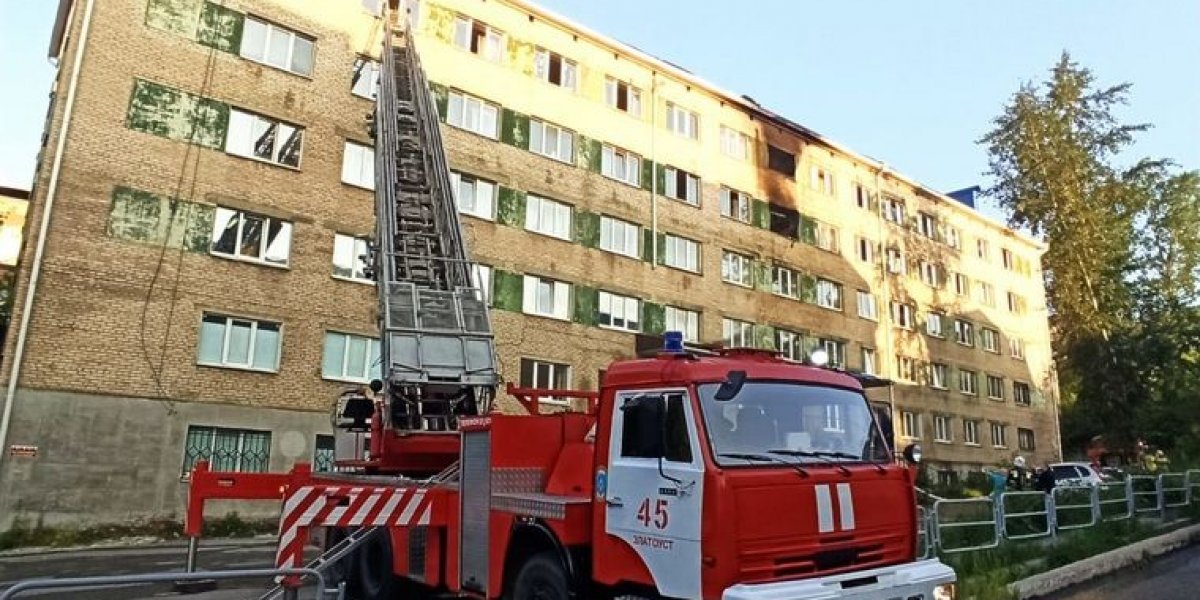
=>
[2,0,1197,216]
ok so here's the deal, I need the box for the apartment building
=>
[0,0,1057,525]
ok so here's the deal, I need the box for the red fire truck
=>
[184,18,955,600]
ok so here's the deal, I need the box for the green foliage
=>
[0,513,274,551]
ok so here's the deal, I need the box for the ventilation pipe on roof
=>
[0,0,97,470]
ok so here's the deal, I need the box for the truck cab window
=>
[664,393,693,463]
[619,393,693,463]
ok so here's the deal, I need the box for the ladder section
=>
[372,30,497,431]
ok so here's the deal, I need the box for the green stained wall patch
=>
[492,269,524,312]
[127,79,229,149]
[754,325,777,350]
[145,0,204,37]
[429,83,449,122]
[752,261,772,292]
[641,160,655,192]
[197,2,244,53]
[424,3,456,44]
[799,215,817,245]
[572,285,599,326]
[574,211,600,248]
[752,199,770,229]
[108,187,163,243]
[641,301,665,335]
[496,186,527,227]
[500,109,530,148]
[107,186,212,253]
[799,272,817,304]
[578,137,602,173]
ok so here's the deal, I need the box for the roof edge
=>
[48,0,74,59]
[0,186,31,201]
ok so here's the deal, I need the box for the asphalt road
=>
[0,539,285,599]
[1044,542,1200,600]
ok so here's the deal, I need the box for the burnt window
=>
[767,144,796,176]
[769,204,799,238]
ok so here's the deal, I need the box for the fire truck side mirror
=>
[369,379,384,393]
[714,370,748,401]
[903,443,923,465]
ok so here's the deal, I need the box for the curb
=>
[1009,522,1200,599]
[0,534,277,558]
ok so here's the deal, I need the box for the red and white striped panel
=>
[275,485,433,569]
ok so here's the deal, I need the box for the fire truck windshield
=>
[698,381,889,466]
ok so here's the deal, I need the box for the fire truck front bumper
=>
[722,559,956,600]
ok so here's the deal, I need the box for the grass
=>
[0,513,276,551]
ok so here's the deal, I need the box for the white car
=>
[1050,462,1105,487]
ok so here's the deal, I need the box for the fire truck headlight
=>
[933,582,956,600]
[809,348,829,367]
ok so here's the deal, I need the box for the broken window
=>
[211,207,292,266]
[535,48,577,90]
[332,233,372,282]
[604,77,641,115]
[664,167,699,205]
[767,144,795,176]
[225,109,303,167]
[769,204,799,238]
[351,57,381,99]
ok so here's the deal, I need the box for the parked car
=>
[1050,462,1106,487]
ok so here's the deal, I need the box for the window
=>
[452,15,504,62]
[926,312,945,338]
[768,145,796,176]
[901,411,920,439]
[664,234,700,272]
[322,331,381,383]
[530,119,575,163]
[351,58,380,99]
[534,48,577,90]
[182,425,270,476]
[856,291,877,320]
[721,127,750,160]
[809,165,834,195]
[524,195,572,240]
[821,339,845,368]
[958,369,978,396]
[601,145,641,186]
[954,273,969,297]
[621,393,691,462]
[522,275,571,320]
[722,318,753,347]
[776,329,803,361]
[197,314,281,371]
[976,282,996,307]
[855,237,875,263]
[861,348,877,375]
[604,77,641,116]
[769,205,800,238]
[945,226,961,250]
[1009,336,1025,359]
[986,375,1004,400]
[928,363,948,389]
[664,167,700,205]
[599,216,640,258]
[1007,292,1026,314]
[918,213,938,239]
[991,423,1007,448]
[954,320,975,347]
[721,251,753,287]
[981,328,1000,353]
[519,358,571,405]
[772,265,799,299]
[824,405,844,432]
[225,109,303,167]
[313,435,335,472]
[892,302,914,329]
[598,291,640,332]
[964,420,980,445]
[886,248,906,274]
[720,187,751,223]
[332,233,371,282]
[896,356,918,382]
[471,264,492,305]
[665,306,699,342]
[666,102,698,139]
[1013,382,1032,406]
[341,141,375,189]
[447,90,500,138]
[211,207,292,266]
[450,171,496,220]
[854,183,872,209]
[240,17,314,76]
[919,261,943,288]
[815,222,840,253]
[1018,428,1035,451]
[934,415,952,442]
[977,239,990,261]
[1002,248,1014,270]
[816,279,842,310]
[882,196,906,224]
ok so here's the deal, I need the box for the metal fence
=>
[924,471,1199,554]
[0,568,330,600]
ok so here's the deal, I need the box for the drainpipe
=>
[874,164,895,422]
[0,0,98,469]
[649,72,659,266]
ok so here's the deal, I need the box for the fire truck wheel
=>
[355,530,395,600]
[512,551,569,600]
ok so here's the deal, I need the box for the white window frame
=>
[986,374,1004,400]
[197,313,282,372]
[919,261,941,288]
[519,358,572,406]
[896,356,917,382]
[719,186,751,223]
[886,248,906,275]
[815,222,839,253]
[926,312,945,338]
[598,291,640,332]
[991,423,1007,448]
[722,318,753,348]
[666,102,699,139]
[664,166,700,205]
[816,279,842,310]
[721,251,753,287]
[901,411,920,439]
[821,339,845,368]
[1010,336,1026,359]
[239,16,314,76]
[854,183,872,209]
[964,420,980,446]
[663,234,700,273]
[530,119,575,163]
[892,302,914,330]
[809,165,835,195]
[934,415,952,443]
[977,282,995,307]
[471,263,492,305]
[604,77,642,116]
[522,275,571,320]
[959,370,978,396]
[823,405,844,433]
[225,109,303,167]
[341,141,375,190]
[321,331,381,383]
[1013,382,1032,406]
[945,226,961,250]
[981,328,1000,353]
[450,170,497,220]
[918,213,938,239]
[954,273,968,297]
[332,233,372,284]
[534,47,577,90]
[351,57,381,99]
[977,239,990,261]
[772,265,799,299]
[599,216,640,258]
[452,15,504,63]
[777,329,804,361]
[882,196,906,225]
[210,207,292,267]
[1002,248,1015,271]
[524,194,572,240]
[601,145,641,186]
[861,348,877,375]
[446,90,499,138]
[929,363,948,390]
[1019,428,1036,451]
[857,291,877,320]
[856,237,875,263]
[719,126,750,160]
[955,320,975,347]
[664,306,699,343]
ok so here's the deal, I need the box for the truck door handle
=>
[606,496,624,507]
